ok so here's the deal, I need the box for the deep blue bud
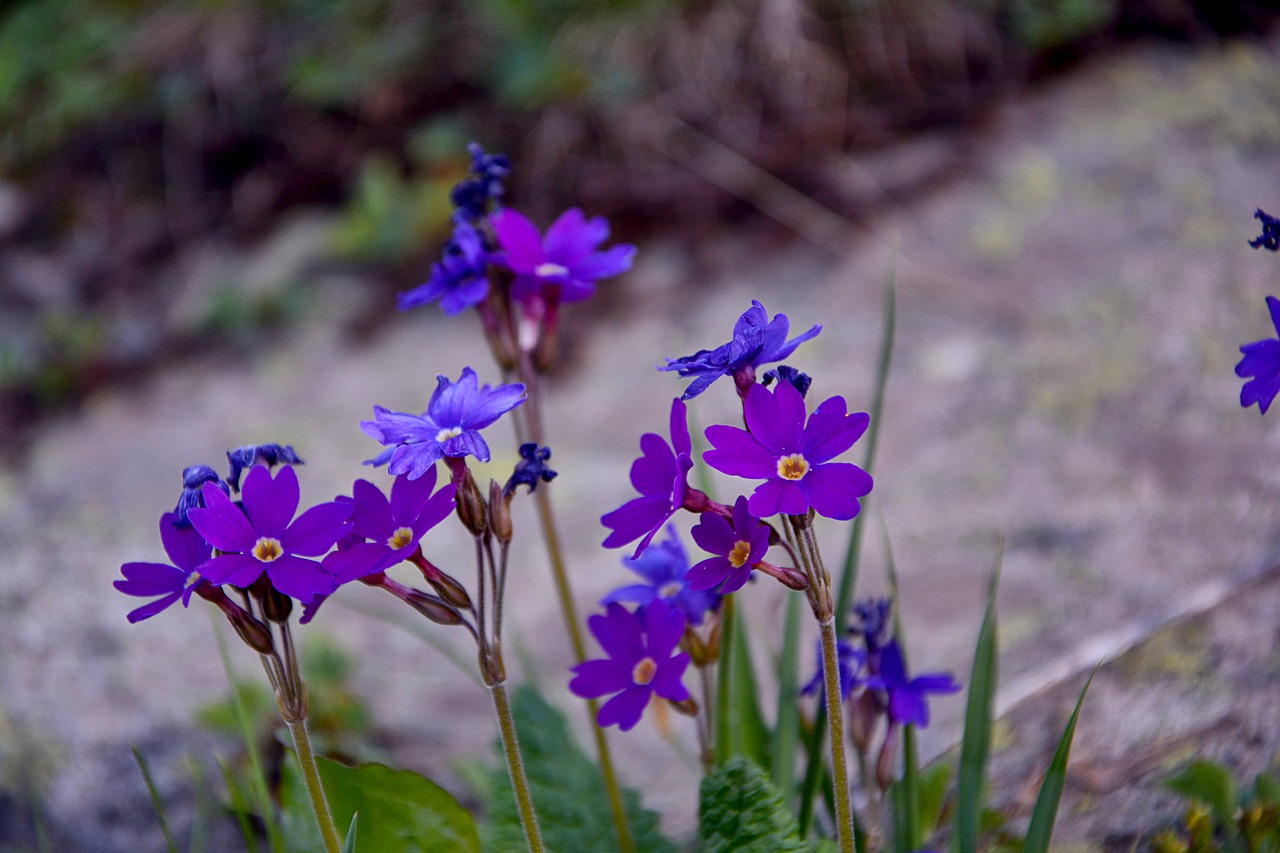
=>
[226,444,303,491]
[174,465,230,527]
[762,364,812,399]
[1250,209,1280,251]
[504,443,557,496]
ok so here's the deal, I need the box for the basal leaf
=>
[697,757,815,853]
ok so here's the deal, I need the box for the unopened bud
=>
[682,625,709,668]
[705,617,722,664]
[668,697,699,717]
[849,690,880,753]
[451,464,488,536]
[407,591,465,626]
[427,571,473,610]
[757,561,808,591]
[260,586,293,623]
[229,610,275,655]
[489,479,512,545]
[875,724,899,792]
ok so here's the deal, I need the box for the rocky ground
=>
[3,36,1280,851]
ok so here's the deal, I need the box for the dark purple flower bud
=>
[762,365,812,399]
[451,142,510,223]
[852,597,894,654]
[174,465,230,527]
[226,444,303,492]
[1250,208,1280,251]
[1237,295,1280,414]
[504,443,557,496]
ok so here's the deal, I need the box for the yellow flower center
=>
[184,571,202,589]
[777,453,809,481]
[387,527,414,550]
[632,656,658,686]
[535,262,569,278]
[728,540,752,568]
[436,426,463,443]
[252,537,283,563]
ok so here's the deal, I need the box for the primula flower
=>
[800,638,864,703]
[398,221,491,316]
[362,367,526,479]
[451,142,510,222]
[1237,295,1280,414]
[173,465,229,527]
[852,597,893,653]
[491,208,635,304]
[504,442,557,496]
[1250,209,1280,251]
[569,601,691,731]
[227,443,302,492]
[115,513,212,622]
[601,398,695,557]
[188,464,352,602]
[601,525,719,627]
[687,496,770,594]
[704,381,873,520]
[322,469,457,584]
[866,640,960,728]
[659,301,821,400]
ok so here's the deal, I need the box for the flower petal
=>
[745,382,805,455]
[588,603,644,663]
[116,562,186,597]
[747,477,809,518]
[650,655,691,702]
[803,397,869,464]
[189,483,258,553]
[351,479,394,542]
[704,426,776,479]
[267,554,338,602]
[125,590,185,623]
[283,501,353,556]
[242,465,299,538]
[597,687,650,731]
[323,542,393,584]
[569,659,631,698]
[690,512,735,556]
[644,600,686,659]
[198,553,266,588]
[158,513,211,572]
[803,463,873,521]
[491,209,545,272]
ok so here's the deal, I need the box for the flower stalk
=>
[490,681,546,853]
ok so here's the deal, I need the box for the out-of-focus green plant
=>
[1006,0,1115,51]
[1152,760,1280,853]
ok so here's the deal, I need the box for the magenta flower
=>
[687,496,770,594]
[491,207,635,304]
[115,513,212,622]
[188,464,352,602]
[569,601,690,732]
[601,398,695,557]
[362,367,526,479]
[1237,295,1280,414]
[322,470,457,584]
[704,382,873,520]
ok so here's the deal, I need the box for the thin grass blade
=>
[218,756,262,853]
[771,592,803,801]
[341,813,359,853]
[1023,666,1098,853]
[132,746,179,853]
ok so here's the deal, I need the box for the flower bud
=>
[668,697,699,717]
[849,690,880,754]
[427,571,473,611]
[489,479,513,545]
[228,609,275,655]
[682,625,709,668]
[407,591,465,626]
[260,586,293,623]
[705,617,722,664]
[875,724,899,792]
[450,463,488,536]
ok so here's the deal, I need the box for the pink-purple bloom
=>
[866,640,960,728]
[687,496,770,594]
[322,470,457,584]
[601,525,720,627]
[115,513,212,622]
[362,367,526,479]
[569,601,691,732]
[187,464,352,602]
[601,398,695,557]
[704,381,873,520]
[659,301,821,400]
[490,207,635,304]
[1237,295,1280,414]
[398,221,491,316]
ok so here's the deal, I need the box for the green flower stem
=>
[285,716,342,853]
[490,682,547,853]
[819,616,856,853]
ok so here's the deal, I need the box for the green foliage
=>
[952,555,1002,853]
[697,757,824,853]
[475,684,676,853]
[1158,760,1280,852]
[329,155,455,263]
[280,758,481,853]
[1023,669,1095,853]
[1007,0,1114,51]
[722,605,772,771]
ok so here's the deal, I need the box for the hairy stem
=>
[820,617,856,853]
[286,716,341,853]
[490,682,546,853]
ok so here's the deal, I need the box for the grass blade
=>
[725,604,771,770]
[132,746,179,853]
[771,591,803,801]
[1023,666,1098,853]
[218,756,262,853]
[341,813,359,853]
[951,544,1003,853]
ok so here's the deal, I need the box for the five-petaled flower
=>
[569,601,691,731]
[362,367,526,479]
[659,301,821,400]
[322,470,457,584]
[687,496,770,594]
[188,464,352,602]
[601,525,720,627]
[1237,295,1280,415]
[115,513,212,622]
[704,381,873,520]
[491,208,636,304]
[398,221,491,316]
[866,640,960,728]
[601,398,696,557]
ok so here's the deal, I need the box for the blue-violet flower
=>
[601,398,695,557]
[1237,295,1280,414]
[704,381,873,520]
[491,208,636,304]
[227,443,302,492]
[687,496,770,594]
[451,142,510,223]
[398,221,491,316]
[866,640,960,728]
[115,513,212,622]
[504,443,557,496]
[601,525,719,627]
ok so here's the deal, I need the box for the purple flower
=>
[852,597,893,653]
[801,639,865,703]
[1250,209,1280,251]
[322,469,457,584]
[115,513,212,622]
[361,367,526,479]
[398,221,491,316]
[227,443,302,492]
[504,442,557,496]
[659,301,821,400]
[173,465,230,527]
[601,398,695,557]
[601,525,720,627]
[866,640,960,728]
[188,464,352,602]
[704,382,873,520]
[569,601,691,731]
[687,496,770,594]
[491,208,635,304]
[451,142,509,223]
[762,365,812,399]
[1237,295,1280,414]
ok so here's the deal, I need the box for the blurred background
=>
[4,0,1280,850]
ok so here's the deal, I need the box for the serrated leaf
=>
[697,758,814,853]
[479,685,676,853]
[280,758,480,853]
[1165,759,1240,831]
[1024,668,1096,853]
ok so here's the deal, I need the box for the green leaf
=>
[341,814,358,853]
[1024,667,1097,853]
[952,550,1002,853]
[771,592,803,802]
[478,685,676,853]
[725,605,772,771]
[1165,759,1240,832]
[697,758,816,853]
[891,725,921,853]
[917,762,953,838]
[1255,773,1280,807]
[281,758,480,853]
